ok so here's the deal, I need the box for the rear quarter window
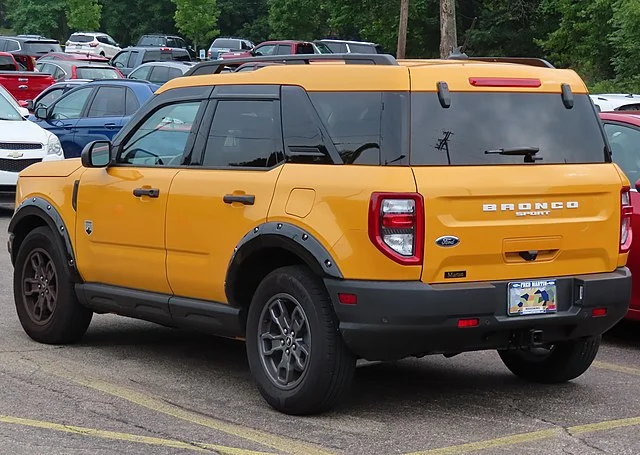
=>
[410,93,607,165]
[0,56,16,70]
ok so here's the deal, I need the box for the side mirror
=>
[81,140,112,168]
[34,106,48,119]
[25,100,34,111]
[636,178,640,193]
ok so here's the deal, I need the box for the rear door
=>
[73,85,128,150]
[408,69,625,285]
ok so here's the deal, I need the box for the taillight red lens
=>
[458,318,479,328]
[620,186,633,253]
[368,193,424,265]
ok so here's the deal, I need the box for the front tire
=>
[246,265,355,415]
[498,336,601,383]
[13,226,92,344]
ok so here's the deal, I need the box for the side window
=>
[143,50,160,63]
[127,51,139,67]
[38,62,54,75]
[86,87,126,117]
[96,36,109,44]
[0,39,6,51]
[118,101,202,166]
[125,89,140,116]
[277,44,293,55]
[50,87,94,119]
[296,43,315,54]
[254,45,276,56]
[149,66,171,83]
[5,40,20,52]
[308,91,408,165]
[112,51,129,69]
[202,100,280,168]
[129,65,152,81]
[168,68,182,80]
[281,85,332,164]
[35,88,64,110]
[604,123,640,184]
[53,66,66,81]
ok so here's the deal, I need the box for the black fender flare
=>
[224,222,343,301]
[8,197,80,282]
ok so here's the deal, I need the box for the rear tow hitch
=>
[529,329,544,347]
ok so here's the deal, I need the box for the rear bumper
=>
[324,268,632,361]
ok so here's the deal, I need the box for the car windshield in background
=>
[213,39,239,48]
[76,67,121,79]
[0,56,15,70]
[68,34,94,43]
[24,41,62,54]
[0,95,22,121]
[139,37,165,46]
[410,93,607,165]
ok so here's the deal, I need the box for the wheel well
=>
[230,247,309,317]
[10,215,48,264]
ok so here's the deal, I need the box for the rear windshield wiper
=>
[485,147,542,163]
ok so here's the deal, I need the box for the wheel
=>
[245,265,356,415]
[13,226,92,344]
[498,336,601,383]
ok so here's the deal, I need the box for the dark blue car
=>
[30,79,159,158]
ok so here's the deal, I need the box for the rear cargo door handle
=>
[133,188,160,198]
[104,122,118,129]
[223,194,255,205]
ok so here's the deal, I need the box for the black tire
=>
[498,335,601,383]
[13,226,92,344]
[245,265,356,415]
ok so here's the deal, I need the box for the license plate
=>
[507,279,557,316]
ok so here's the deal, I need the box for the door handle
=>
[18,85,27,90]
[133,188,160,198]
[223,194,255,205]
[104,122,118,129]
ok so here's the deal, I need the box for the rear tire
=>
[13,226,92,344]
[246,265,356,415]
[498,335,601,383]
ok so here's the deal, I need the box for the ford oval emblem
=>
[435,236,460,247]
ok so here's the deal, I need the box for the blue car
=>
[30,79,159,158]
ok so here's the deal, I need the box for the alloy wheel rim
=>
[21,248,58,326]
[258,293,311,390]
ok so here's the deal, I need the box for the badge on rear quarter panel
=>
[435,236,460,247]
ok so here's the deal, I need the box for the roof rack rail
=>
[447,48,555,69]
[184,53,398,77]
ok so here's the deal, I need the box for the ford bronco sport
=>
[7,53,632,415]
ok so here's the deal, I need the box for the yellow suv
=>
[7,54,633,415]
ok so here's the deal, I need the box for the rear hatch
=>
[408,65,626,285]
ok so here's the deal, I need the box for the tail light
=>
[90,41,99,48]
[368,193,424,265]
[71,66,77,78]
[620,186,633,253]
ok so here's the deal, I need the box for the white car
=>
[0,86,63,205]
[64,32,121,59]
[590,94,640,112]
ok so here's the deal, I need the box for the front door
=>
[166,93,284,303]
[73,85,130,150]
[74,99,206,294]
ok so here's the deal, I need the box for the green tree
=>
[67,0,101,31]
[609,0,640,83]
[217,0,269,44]
[172,0,219,52]
[7,0,68,41]
[267,0,329,40]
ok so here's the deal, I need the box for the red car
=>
[220,40,329,59]
[600,111,640,320]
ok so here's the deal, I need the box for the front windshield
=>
[0,93,23,121]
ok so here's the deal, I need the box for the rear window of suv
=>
[410,93,607,165]
[24,41,62,54]
[212,39,240,49]
[69,34,94,43]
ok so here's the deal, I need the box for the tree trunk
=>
[396,0,409,59]
[439,0,457,58]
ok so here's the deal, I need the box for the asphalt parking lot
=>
[0,206,639,455]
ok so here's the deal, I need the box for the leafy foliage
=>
[172,0,219,50]
[67,0,101,32]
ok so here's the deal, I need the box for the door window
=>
[50,87,93,119]
[254,45,276,56]
[86,87,127,117]
[112,51,129,69]
[118,101,202,166]
[604,122,640,184]
[148,66,171,83]
[202,100,281,168]
[277,44,293,55]
[129,65,152,81]
[296,43,315,54]
[35,88,64,110]
[127,51,139,67]
[125,89,140,115]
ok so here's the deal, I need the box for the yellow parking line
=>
[0,414,273,455]
[44,364,335,455]
[406,416,640,455]
[593,361,640,377]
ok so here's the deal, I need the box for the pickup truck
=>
[0,71,55,105]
